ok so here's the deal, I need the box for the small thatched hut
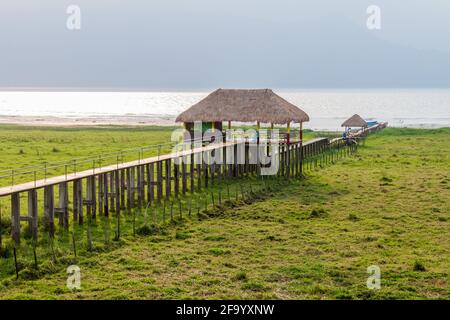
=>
[341,114,368,128]
[176,89,309,142]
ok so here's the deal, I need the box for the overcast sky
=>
[1,0,449,89]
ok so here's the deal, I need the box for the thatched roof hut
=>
[341,114,368,128]
[176,89,309,124]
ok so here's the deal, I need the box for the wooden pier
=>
[0,123,386,245]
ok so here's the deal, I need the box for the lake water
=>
[0,89,449,131]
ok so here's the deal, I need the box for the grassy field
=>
[0,126,449,299]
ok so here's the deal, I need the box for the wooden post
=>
[288,144,291,178]
[147,163,154,204]
[203,159,209,188]
[28,190,38,240]
[110,171,115,212]
[244,144,249,176]
[59,182,69,229]
[120,169,126,209]
[292,143,296,176]
[233,143,238,177]
[130,167,136,208]
[174,160,179,198]
[299,141,304,177]
[85,178,93,250]
[44,186,55,237]
[77,179,84,224]
[157,161,163,202]
[11,193,20,245]
[165,159,172,200]
[137,166,143,208]
[98,174,104,216]
[92,176,97,219]
[103,173,109,217]
[73,179,83,224]
[222,144,227,181]
[256,121,261,175]
[140,165,145,207]
[228,144,233,178]
[182,156,187,195]
[196,162,202,192]
[115,170,120,217]
[73,179,79,224]
[190,153,195,193]
[86,177,92,218]
[126,168,132,213]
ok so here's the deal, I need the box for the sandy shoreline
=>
[0,114,179,127]
[1,114,448,130]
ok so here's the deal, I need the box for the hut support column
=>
[299,122,303,142]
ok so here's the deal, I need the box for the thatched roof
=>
[341,114,368,127]
[176,89,309,124]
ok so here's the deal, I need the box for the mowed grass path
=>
[0,127,449,299]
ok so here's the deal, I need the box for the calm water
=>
[0,89,449,131]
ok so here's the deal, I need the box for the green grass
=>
[0,126,449,299]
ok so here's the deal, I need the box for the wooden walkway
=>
[0,125,388,245]
[0,138,330,197]
[0,141,239,197]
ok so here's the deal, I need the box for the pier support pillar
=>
[11,193,20,245]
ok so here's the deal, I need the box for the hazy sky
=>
[1,0,449,89]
